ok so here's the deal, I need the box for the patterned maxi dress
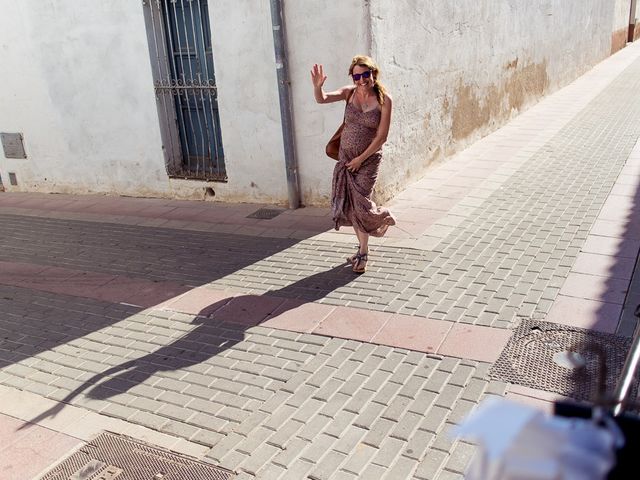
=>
[331,100,396,236]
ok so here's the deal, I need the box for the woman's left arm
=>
[346,95,393,173]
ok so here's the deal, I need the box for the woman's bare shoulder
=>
[382,93,393,110]
[342,85,356,95]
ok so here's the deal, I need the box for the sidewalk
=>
[1,41,640,479]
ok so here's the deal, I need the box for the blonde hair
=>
[348,55,387,105]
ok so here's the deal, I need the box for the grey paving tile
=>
[3,57,640,479]
[352,401,385,430]
[266,419,305,449]
[238,443,282,476]
[300,433,339,463]
[362,418,395,449]
[445,440,477,474]
[307,450,348,480]
[361,463,391,479]
[319,391,351,419]
[413,448,449,479]
[381,455,419,480]
[279,459,315,480]
[341,442,378,476]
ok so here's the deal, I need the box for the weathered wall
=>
[284,1,368,205]
[206,0,287,204]
[0,0,289,203]
[369,0,622,203]
[612,0,633,53]
[629,0,640,42]
[0,1,169,196]
[0,1,633,205]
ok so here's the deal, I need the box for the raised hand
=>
[310,64,327,88]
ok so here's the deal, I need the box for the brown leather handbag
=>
[325,90,353,161]
[325,123,344,160]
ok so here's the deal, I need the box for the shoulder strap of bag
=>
[346,88,354,105]
[342,88,354,121]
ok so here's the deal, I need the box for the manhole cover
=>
[490,320,635,402]
[246,208,285,220]
[39,432,234,480]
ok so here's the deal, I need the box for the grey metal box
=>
[1,132,26,159]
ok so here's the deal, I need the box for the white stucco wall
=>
[0,1,634,205]
[612,0,633,51]
[0,1,169,196]
[0,0,288,203]
[615,0,637,27]
[284,1,369,206]
[206,0,287,204]
[369,0,623,203]
[614,0,632,28]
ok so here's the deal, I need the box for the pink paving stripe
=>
[572,252,635,280]
[312,306,392,343]
[559,272,629,304]
[0,257,517,359]
[371,314,452,353]
[582,234,640,259]
[160,289,514,359]
[507,384,571,404]
[262,298,336,333]
[0,261,51,279]
[158,286,238,315]
[543,295,621,333]
[210,294,288,326]
[437,323,512,363]
[0,261,189,308]
[2,193,439,241]
[0,415,82,480]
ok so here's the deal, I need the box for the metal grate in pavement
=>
[490,320,634,402]
[38,431,234,480]
[246,208,285,220]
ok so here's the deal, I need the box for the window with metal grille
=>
[143,0,226,181]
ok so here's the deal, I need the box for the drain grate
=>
[490,320,635,402]
[246,208,285,220]
[39,431,234,480]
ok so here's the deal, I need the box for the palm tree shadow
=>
[23,262,357,426]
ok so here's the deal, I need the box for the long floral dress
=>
[331,100,396,236]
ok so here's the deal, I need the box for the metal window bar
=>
[201,6,223,168]
[148,0,182,172]
[174,0,196,173]
[168,0,195,172]
[187,0,213,174]
[145,0,226,182]
[153,0,192,173]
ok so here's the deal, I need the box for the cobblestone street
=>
[1,42,640,480]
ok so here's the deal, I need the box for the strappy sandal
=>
[352,252,368,273]
[347,245,360,264]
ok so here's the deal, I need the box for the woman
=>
[311,55,396,273]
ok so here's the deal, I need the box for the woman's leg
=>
[359,232,369,255]
[353,229,369,273]
[348,227,364,263]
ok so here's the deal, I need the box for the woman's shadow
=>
[25,262,357,425]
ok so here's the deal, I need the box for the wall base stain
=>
[611,28,627,54]
[451,60,549,142]
[632,23,640,43]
